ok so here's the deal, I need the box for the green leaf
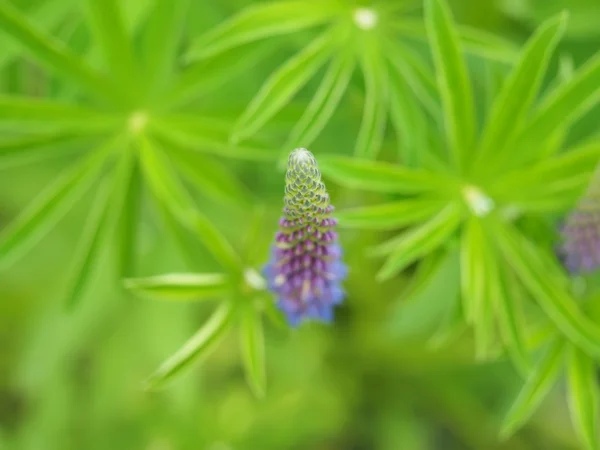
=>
[425,0,476,170]
[392,18,519,64]
[387,71,429,167]
[494,222,600,357]
[151,116,277,162]
[459,217,484,324]
[388,249,461,339]
[492,140,600,212]
[284,48,354,149]
[232,28,339,142]
[500,339,565,439]
[242,206,270,267]
[318,155,455,194]
[384,38,440,120]
[477,13,567,170]
[495,267,533,377]
[567,345,600,450]
[0,96,119,131]
[186,0,341,61]
[84,0,139,97]
[336,199,444,230]
[0,1,122,104]
[514,51,600,165]
[457,25,520,63]
[239,306,266,397]
[153,199,204,271]
[0,0,74,69]
[0,133,98,169]
[124,273,231,301]
[63,178,111,309]
[140,0,190,94]
[0,137,118,268]
[376,204,462,281]
[139,136,242,272]
[165,43,274,109]
[495,140,600,191]
[168,145,253,209]
[116,156,141,278]
[64,150,136,309]
[145,302,234,389]
[355,40,388,159]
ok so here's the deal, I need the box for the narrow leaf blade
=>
[125,273,231,302]
[239,306,266,397]
[233,29,338,141]
[478,13,567,167]
[376,204,462,281]
[146,302,234,389]
[336,199,444,230]
[500,339,565,439]
[186,1,340,61]
[318,155,454,194]
[567,345,600,450]
[425,0,476,170]
[0,137,117,268]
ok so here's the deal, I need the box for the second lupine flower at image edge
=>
[561,163,600,274]
[264,148,348,326]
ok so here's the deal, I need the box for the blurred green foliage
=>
[2,0,600,449]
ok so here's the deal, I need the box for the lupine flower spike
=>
[264,148,347,326]
[560,163,600,273]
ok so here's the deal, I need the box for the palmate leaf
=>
[232,27,341,142]
[0,136,119,268]
[425,0,475,171]
[124,273,231,302]
[64,148,136,309]
[500,339,565,439]
[476,13,567,170]
[139,136,242,272]
[239,304,266,397]
[493,221,600,357]
[284,48,355,150]
[375,203,463,281]
[0,1,122,104]
[567,345,600,450]
[336,199,445,230]
[145,301,235,389]
[186,0,342,61]
[319,155,454,194]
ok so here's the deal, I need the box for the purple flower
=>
[560,171,600,273]
[263,148,347,326]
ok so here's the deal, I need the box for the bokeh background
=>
[1,0,599,449]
